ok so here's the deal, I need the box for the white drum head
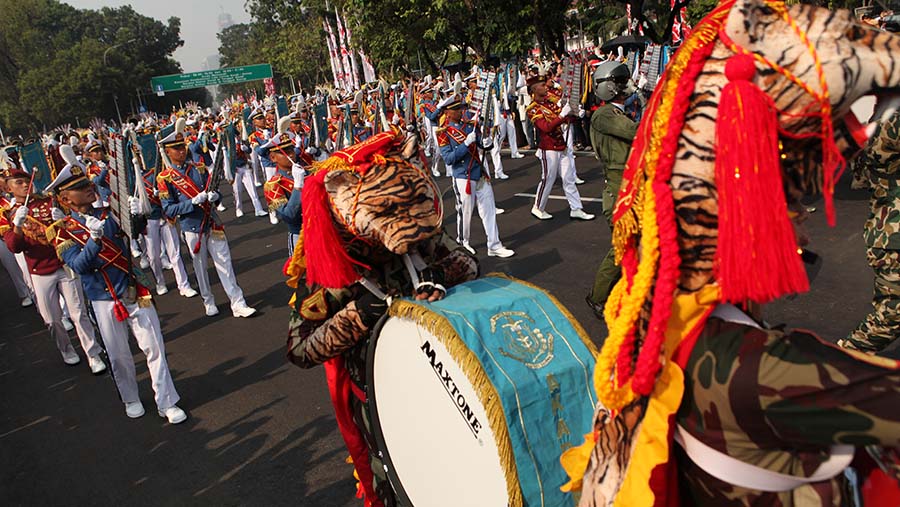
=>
[369,317,510,507]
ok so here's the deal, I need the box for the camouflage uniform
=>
[588,103,638,308]
[844,112,900,353]
[678,317,900,506]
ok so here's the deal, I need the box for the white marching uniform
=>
[1,240,31,298]
[232,165,265,215]
[91,300,179,410]
[451,176,502,252]
[183,231,249,313]
[534,147,583,212]
[144,219,192,292]
[32,268,101,359]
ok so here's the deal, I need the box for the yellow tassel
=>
[388,299,524,507]
[55,240,75,258]
[267,198,288,212]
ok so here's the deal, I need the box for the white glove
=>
[96,160,107,170]
[51,207,66,221]
[559,103,572,118]
[577,106,586,118]
[464,132,477,147]
[132,157,142,169]
[364,121,372,128]
[85,216,105,239]
[207,191,220,203]
[12,206,28,227]
[392,115,401,126]
[128,196,142,215]
[638,74,648,90]
[153,188,159,197]
[191,192,208,205]
[305,146,318,155]
[481,138,494,150]
[291,164,306,189]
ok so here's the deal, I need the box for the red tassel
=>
[715,54,809,303]
[301,171,361,288]
[465,178,472,195]
[113,300,129,322]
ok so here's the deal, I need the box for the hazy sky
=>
[65,0,252,72]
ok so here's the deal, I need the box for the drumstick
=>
[23,166,39,207]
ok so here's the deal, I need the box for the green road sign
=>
[150,64,273,93]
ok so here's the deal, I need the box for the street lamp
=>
[103,38,137,126]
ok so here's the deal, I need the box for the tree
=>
[0,0,208,136]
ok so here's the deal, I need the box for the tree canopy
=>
[0,0,208,137]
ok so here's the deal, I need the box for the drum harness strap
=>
[357,252,445,303]
[674,303,854,492]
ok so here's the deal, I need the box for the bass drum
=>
[366,275,597,507]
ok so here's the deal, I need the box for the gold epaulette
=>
[55,239,75,258]
[267,198,288,212]
[45,219,66,242]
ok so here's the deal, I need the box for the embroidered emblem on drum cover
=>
[490,312,554,369]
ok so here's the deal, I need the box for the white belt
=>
[675,303,854,492]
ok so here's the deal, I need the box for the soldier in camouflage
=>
[840,110,900,353]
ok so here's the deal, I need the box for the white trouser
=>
[288,232,300,257]
[0,241,31,298]
[32,268,101,358]
[144,219,191,291]
[490,115,520,175]
[451,177,502,252]
[232,166,265,213]
[91,300,179,409]
[422,122,433,157]
[183,231,247,311]
[424,119,444,176]
[564,124,579,177]
[14,252,34,293]
[251,151,262,186]
[534,148,583,212]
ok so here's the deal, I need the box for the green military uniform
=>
[843,111,900,353]
[588,103,638,308]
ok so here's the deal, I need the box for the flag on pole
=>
[324,19,347,90]
[360,50,376,83]
[671,0,686,44]
[334,8,356,90]
[342,10,361,89]
[323,20,341,88]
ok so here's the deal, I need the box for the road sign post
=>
[150,64,274,93]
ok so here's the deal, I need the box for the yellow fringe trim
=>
[285,232,306,290]
[388,299,524,507]
[211,229,225,240]
[0,224,9,236]
[158,190,169,200]
[267,197,288,212]
[308,154,353,176]
[137,295,153,308]
[45,219,66,243]
[55,240,75,258]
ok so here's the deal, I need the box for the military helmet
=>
[593,61,632,101]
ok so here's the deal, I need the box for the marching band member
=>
[249,107,279,224]
[438,95,515,258]
[137,164,198,298]
[349,106,371,144]
[157,122,257,318]
[48,154,186,423]
[0,168,34,307]
[260,125,304,255]
[1,166,104,371]
[526,73,595,221]
[231,132,268,219]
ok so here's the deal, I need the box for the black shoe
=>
[585,295,605,320]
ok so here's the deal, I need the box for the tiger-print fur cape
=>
[580,1,900,506]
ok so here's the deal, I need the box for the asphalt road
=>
[0,151,881,506]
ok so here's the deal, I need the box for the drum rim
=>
[366,312,415,507]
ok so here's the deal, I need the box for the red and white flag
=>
[341,10,361,89]
[323,19,346,90]
[334,9,356,90]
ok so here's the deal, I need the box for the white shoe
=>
[88,355,106,374]
[155,284,169,296]
[570,209,596,220]
[531,207,553,220]
[488,247,515,258]
[20,296,33,308]
[495,208,505,215]
[216,203,226,212]
[140,257,151,269]
[162,261,173,270]
[61,346,80,365]
[575,177,585,185]
[205,304,220,317]
[461,242,476,255]
[495,173,509,180]
[126,401,145,418]
[511,153,525,159]
[131,249,143,259]
[232,305,257,318]
[235,208,244,218]
[254,209,268,217]
[269,213,279,225]
[179,287,198,298]
[62,317,74,332]
[254,181,262,187]
[159,405,187,424]
[431,168,441,177]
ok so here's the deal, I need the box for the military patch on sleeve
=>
[300,288,330,321]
